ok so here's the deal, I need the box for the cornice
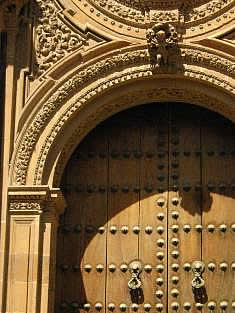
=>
[8,186,66,215]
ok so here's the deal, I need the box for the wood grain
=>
[139,104,168,311]
[55,104,235,313]
[168,104,202,313]
[107,118,140,311]
[201,114,235,312]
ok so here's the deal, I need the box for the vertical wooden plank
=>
[106,113,140,312]
[58,142,86,311]
[139,104,168,313]
[54,198,66,313]
[56,126,108,312]
[81,127,108,313]
[168,104,202,313]
[201,113,235,313]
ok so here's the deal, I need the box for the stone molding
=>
[69,0,235,40]
[8,186,66,216]
[10,44,235,186]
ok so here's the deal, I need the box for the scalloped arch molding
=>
[9,44,235,187]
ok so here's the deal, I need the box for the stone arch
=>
[9,44,235,187]
[6,42,235,313]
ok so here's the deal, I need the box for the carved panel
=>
[32,0,87,79]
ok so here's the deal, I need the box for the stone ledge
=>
[8,186,66,215]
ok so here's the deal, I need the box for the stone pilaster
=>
[6,186,66,313]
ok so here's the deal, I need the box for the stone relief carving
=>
[152,11,178,22]
[33,0,86,78]
[89,0,145,24]
[9,202,42,212]
[35,58,234,185]
[12,46,235,185]
[73,0,234,40]
[85,0,234,23]
[146,23,180,70]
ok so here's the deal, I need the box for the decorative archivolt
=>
[10,44,235,186]
[52,86,232,187]
[69,0,235,40]
[18,0,234,85]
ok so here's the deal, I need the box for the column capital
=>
[8,186,66,216]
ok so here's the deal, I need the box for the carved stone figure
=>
[146,23,179,68]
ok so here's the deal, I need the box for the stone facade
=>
[0,0,234,312]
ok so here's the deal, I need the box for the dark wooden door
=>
[55,103,235,313]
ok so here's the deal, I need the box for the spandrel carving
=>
[33,0,86,78]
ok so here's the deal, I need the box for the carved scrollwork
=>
[9,201,42,213]
[33,0,86,78]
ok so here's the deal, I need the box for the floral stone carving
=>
[146,23,180,70]
[34,0,86,78]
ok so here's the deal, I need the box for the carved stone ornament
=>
[146,23,180,69]
[9,202,43,213]
[71,0,234,40]
[11,45,235,186]
[8,186,66,215]
[33,0,86,78]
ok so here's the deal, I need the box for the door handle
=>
[192,261,205,289]
[128,260,142,290]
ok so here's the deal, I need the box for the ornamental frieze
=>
[34,62,234,186]
[9,202,42,213]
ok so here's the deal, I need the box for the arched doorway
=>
[55,103,235,313]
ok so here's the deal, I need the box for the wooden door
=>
[55,103,235,313]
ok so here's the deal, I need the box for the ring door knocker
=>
[192,261,205,290]
[128,261,142,290]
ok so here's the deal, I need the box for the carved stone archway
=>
[5,43,235,313]
[9,44,235,187]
